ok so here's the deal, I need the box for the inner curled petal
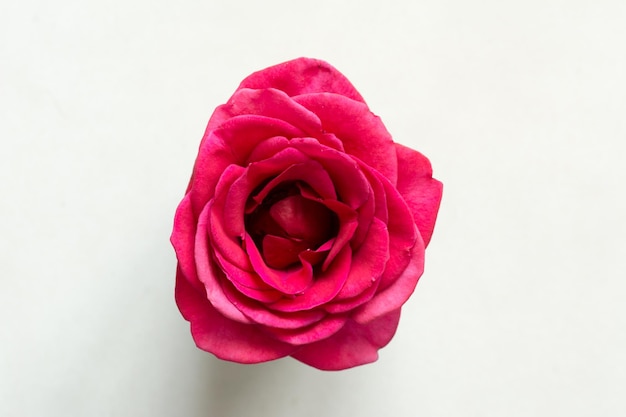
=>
[270,195,336,244]
[246,183,338,270]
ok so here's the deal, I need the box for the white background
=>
[1,0,625,415]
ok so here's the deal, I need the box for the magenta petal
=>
[245,233,314,295]
[171,194,202,289]
[175,270,295,363]
[316,132,345,152]
[298,246,329,266]
[189,115,304,213]
[228,278,284,304]
[221,147,310,238]
[291,309,402,370]
[249,159,337,208]
[194,203,252,324]
[219,279,326,329]
[270,195,335,243]
[321,199,358,270]
[207,164,252,270]
[237,57,365,103]
[212,114,303,162]
[345,159,387,250]
[352,238,425,325]
[209,206,252,271]
[334,218,389,300]
[268,315,347,345]
[212,248,283,303]
[322,218,389,314]
[358,160,389,223]
[376,170,420,291]
[395,143,443,247]
[269,245,352,312]
[294,93,398,184]
[350,188,375,250]
[188,132,235,215]
[246,136,290,163]
[208,88,322,135]
[262,235,310,269]
[290,138,370,209]
[323,278,380,314]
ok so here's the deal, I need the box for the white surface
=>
[1,0,625,415]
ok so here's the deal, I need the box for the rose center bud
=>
[245,183,338,269]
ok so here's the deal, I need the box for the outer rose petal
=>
[291,309,402,370]
[189,116,304,214]
[170,194,201,290]
[237,58,365,103]
[352,234,425,325]
[175,269,295,363]
[220,278,326,330]
[195,202,252,324]
[375,169,419,291]
[208,164,252,270]
[294,93,398,184]
[395,143,443,247]
[207,88,322,134]
[267,315,347,345]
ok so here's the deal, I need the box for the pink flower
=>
[172,58,442,370]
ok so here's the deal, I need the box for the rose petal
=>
[194,202,252,324]
[208,88,322,135]
[270,195,335,244]
[248,159,337,213]
[395,143,443,247]
[187,133,234,215]
[267,315,347,345]
[320,199,358,271]
[189,115,305,214]
[227,278,284,304]
[269,245,352,312]
[323,277,380,314]
[377,172,420,291]
[237,57,365,103]
[298,244,330,266]
[246,135,290,163]
[316,132,346,152]
[291,309,402,370]
[221,147,310,238]
[290,138,370,209]
[214,115,305,162]
[219,278,328,330]
[207,164,252,270]
[171,194,202,290]
[359,159,389,223]
[262,235,311,269]
[175,270,295,363]
[332,218,389,300]
[352,236,425,325]
[294,93,398,184]
[212,248,283,303]
[245,233,314,295]
[350,187,375,250]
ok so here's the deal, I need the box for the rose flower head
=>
[172,58,442,370]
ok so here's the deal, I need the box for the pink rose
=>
[172,58,442,370]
